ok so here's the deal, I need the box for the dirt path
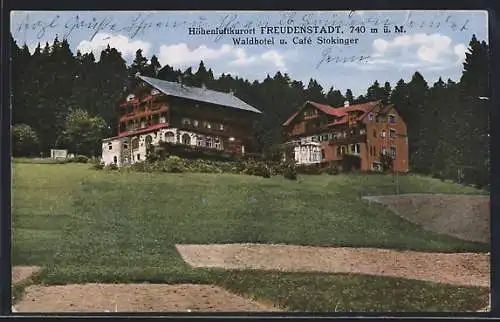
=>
[15,284,281,312]
[176,243,490,287]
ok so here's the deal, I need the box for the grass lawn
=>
[11,163,490,311]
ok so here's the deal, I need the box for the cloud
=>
[261,50,286,69]
[76,33,151,59]
[158,43,233,66]
[229,48,257,66]
[158,42,288,71]
[359,33,466,71]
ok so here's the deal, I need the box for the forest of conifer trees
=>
[10,33,490,188]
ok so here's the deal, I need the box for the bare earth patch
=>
[362,194,489,244]
[176,243,489,287]
[12,266,40,284]
[14,283,281,313]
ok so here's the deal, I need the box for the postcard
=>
[9,10,490,313]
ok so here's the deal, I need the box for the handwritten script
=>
[12,11,474,69]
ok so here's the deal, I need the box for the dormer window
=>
[151,89,160,95]
[126,94,135,102]
[368,112,374,121]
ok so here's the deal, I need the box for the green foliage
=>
[296,164,323,175]
[379,153,394,172]
[71,155,90,163]
[58,108,107,157]
[105,163,119,171]
[341,155,362,172]
[12,124,40,157]
[283,161,298,180]
[91,160,105,170]
[324,162,340,175]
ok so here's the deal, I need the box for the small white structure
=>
[293,142,322,165]
[50,149,68,160]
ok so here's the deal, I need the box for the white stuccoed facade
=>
[101,128,223,166]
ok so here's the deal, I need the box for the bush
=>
[106,164,119,171]
[283,161,298,180]
[241,159,271,178]
[341,155,362,172]
[91,161,105,170]
[72,155,89,163]
[161,156,186,173]
[324,163,340,175]
[296,164,323,175]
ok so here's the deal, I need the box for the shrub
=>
[161,156,186,173]
[106,164,119,171]
[91,161,105,170]
[241,159,271,178]
[341,155,362,172]
[325,163,340,175]
[283,161,298,180]
[72,155,89,163]
[296,164,323,175]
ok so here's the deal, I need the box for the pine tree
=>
[325,87,345,107]
[344,89,354,103]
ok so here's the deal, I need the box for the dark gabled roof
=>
[137,75,262,114]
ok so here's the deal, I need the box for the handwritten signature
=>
[316,47,371,69]
[12,11,473,42]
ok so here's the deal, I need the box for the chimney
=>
[344,100,350,107]
[135,72,141,77]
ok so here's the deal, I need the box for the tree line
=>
[10,34,489,187]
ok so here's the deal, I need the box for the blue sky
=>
[10,10,488,96]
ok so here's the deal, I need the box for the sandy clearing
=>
[14,283,282,313]
[176,243,489,287]
[362,194,489,244]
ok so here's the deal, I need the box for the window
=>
[108,143,112,150]
[322,134,329,141]
[321,149,325,159]
[373,129,377,138]
[113,156,117,164]
[182,134,191,145]
[368,112,374,121]
[204,121,212,129]
[193,120,199,127]
[145,135,153,148]
[197,135,205,146]
[350,144,356,153]
[132,138,139,150]
[137,154,141,160]
[390,146,396,159]
[206,136,214,148]
[182,118,191,126]
[355,143,361,154]
[124,143,128,149]
[341,146,347,155]
[389,129,396,139]
[373,146,377,156]
[214,137,222,150]
[389,114,396,124]
[381,146,387,155]
[219,123,224,131]
[165,131,175,143]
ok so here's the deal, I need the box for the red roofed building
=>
[282,100,409,172]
